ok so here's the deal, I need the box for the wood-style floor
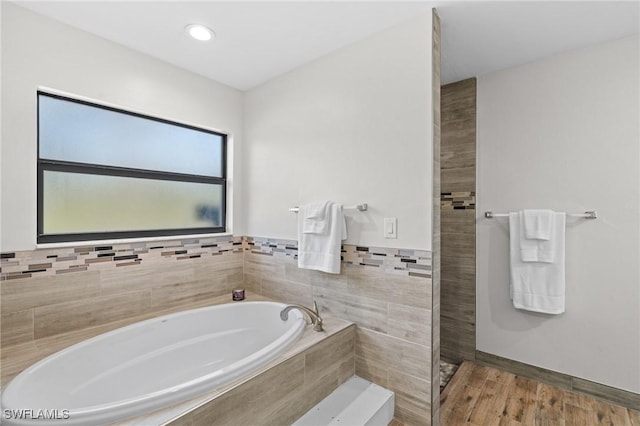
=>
[440,361,640,426]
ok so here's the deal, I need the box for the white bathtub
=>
[1,301,306,425]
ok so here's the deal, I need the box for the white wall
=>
[0,3,245,251]
[243,13,433,250]
[477,35,640,392]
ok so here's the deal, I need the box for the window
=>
[37,91,227,244]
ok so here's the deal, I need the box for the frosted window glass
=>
[39,94,224,177]
[43,171,223,234]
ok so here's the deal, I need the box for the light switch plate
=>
[384,217,397,239]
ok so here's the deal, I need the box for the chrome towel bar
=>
[484,211,597,219]
[289,203,368,213]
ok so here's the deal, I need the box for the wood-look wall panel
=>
[1,309,34,347]
[432,10,442,425]
[440,209,475,234]
[441,167,475,193]
[440,77,477,366]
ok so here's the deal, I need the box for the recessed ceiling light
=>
[185,24,215,42]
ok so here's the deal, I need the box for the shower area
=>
[439,77,477,390]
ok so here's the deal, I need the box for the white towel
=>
[302,201,330,234]
[523,209,553,240]
[509,211,566,314]
[298,202,347,274]
[519,212,556,263]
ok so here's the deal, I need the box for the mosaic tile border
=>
[1,236,432,281]
[0,236,243,280]
[245,236,432,278]
[441,191,476,210]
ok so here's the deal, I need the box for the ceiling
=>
[12,1,640,90]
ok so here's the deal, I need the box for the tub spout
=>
[280,301,324,332]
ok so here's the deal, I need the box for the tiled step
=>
[293,376,394,426]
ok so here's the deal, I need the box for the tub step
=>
[292,376,394,426]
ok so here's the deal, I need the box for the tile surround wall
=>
[1,236,434,426]
[244,236,434,425]
[440,77,477,364]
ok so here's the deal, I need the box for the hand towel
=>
[518,211,556,263]
[298,202,347,274]
[523,209,553,240]
[302,201,330,234]
[509,211,566,314]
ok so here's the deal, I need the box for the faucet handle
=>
[311,300,323,332]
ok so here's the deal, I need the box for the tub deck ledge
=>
[116,314,354,426]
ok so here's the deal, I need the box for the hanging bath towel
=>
[509,211,566,314]
[297,201,346,274]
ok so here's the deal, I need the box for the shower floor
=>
[440,360,459,392]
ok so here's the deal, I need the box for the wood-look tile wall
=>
[431,9,442,426]
[244,240,434,426]
[2,236,434,425]
[440,77,477,364]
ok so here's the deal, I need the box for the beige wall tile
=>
[192,257,244,284]
[99,261,195,295]
[284,262,311,285]
[1,271,101,313]
[355,355,388,388]
[304,327,355,386]
[243,252,286,279]
[314,286,388,334]
[356,328,430,379]
[243,270,262,293]
[346,267,432,309]
[188,355,306,426]
[261,277,313,306]
[388,303,432,346]
[337,352,356,385]
[352,300,433,426]
[150,277,232,311]
[1,341,41,387]
[34,290,152,339]
[1,309,34,346]
[388,369,432,425]
[309,269,348,292]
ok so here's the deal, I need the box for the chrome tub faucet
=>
[280,301,324,332]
